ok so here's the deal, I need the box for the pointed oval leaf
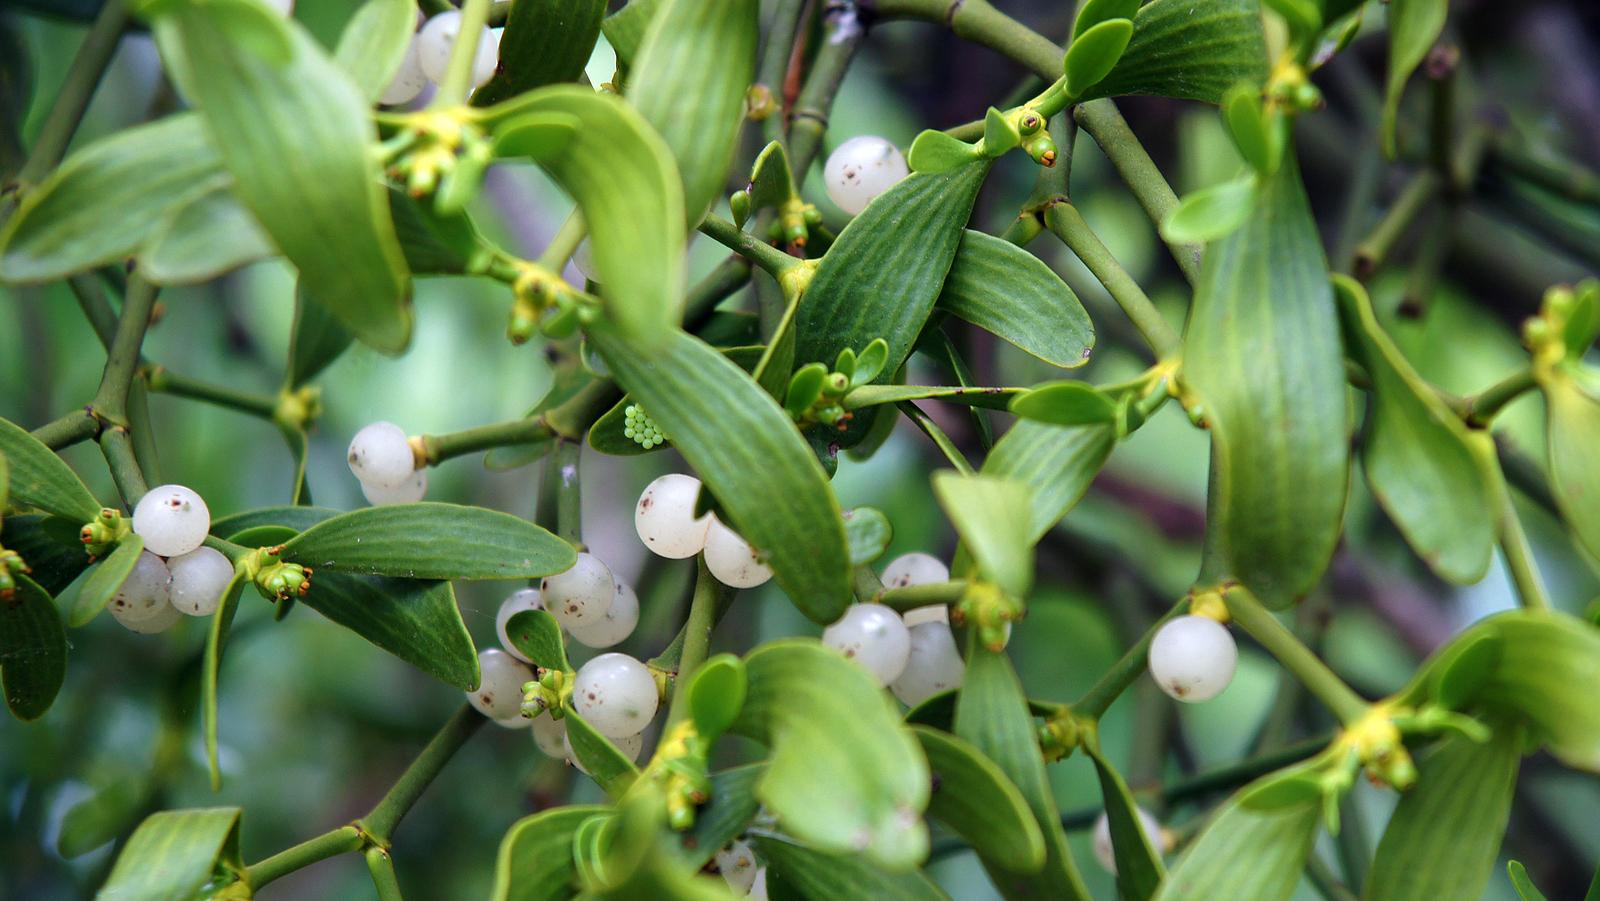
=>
[740,140,797,227]
[1152,766,1321,900]
[1221,84,1277,175]
[505,609,571,673]
[687,653,746,740]
[1083,740,1165,899]
[333,0,416,102]
[852,339,891,386]
[485,86,685,345]
[474,0,604,106]
[982,106,1022,156]
[212,504,338,538]
[1087,0,1268,104]
[1,574,67,721]
[1335,275,1496,583]
[1507,861,1551,901]
[1074,0,1141,40]
[1009,381,1119,427]
[0,417,101,522]
[1367,726,1521,901]
[933,472,1035,597]
[1185,156,1347,608]
[981,420,1117,544]
[101,807,244,901]
[151,1,413,353]
[297,572,480,689]
[1064,18,1134,98]
[913,725,1045,873]
[2,515,90,595]
[1381,0,1448,157]
[493,805,608,901]
[1544,370,1600,560]
[286,288,355,389]
[729,640,930,869]
[1471,611,1600,771]
[844,506,893,566]
[908,129,982,174]
[280,502,575,580]
[141,186,276,285]
[58,775,147,858]
[754,834,951,900]
[955,644,1091,898]
[1160,175,1258,245]
[590,328,852,622]
[563,704,641,798]
[68,535,144,628]
[203,572,250,790]
[600,0,663,68]
[937,230,1094,368]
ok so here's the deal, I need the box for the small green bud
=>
[1025,134,1058,167]
[1017,110,1044,136]
[730,190,752,225]
[79,508,130,559]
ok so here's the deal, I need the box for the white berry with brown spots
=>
[822,604,911,685]
[110,551,172,622]
[881,552,950,626]
[347,421,415,489]
[890,621,965,707]
[703,517,772,588]
[572,652,658,738]
[131,484,210,557]
[466,649,534,721]
[634,474,712,559]
[167,546,234,617]
[1148,615,1237,702]
[541,553,615,630]
[567,580,639,649]
[824,135,908,215]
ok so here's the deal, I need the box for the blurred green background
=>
[3,0,1599,898]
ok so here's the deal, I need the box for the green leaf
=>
[474,0,603,106]
[0,114,223,283]
[281,502,575,580]
[1064,18,1133,98]
[68,535,144,628]
[141,186,276,285]
[729,640,930,869]
[784,363,828,420]
[853,339,890,386]
[982,106,1022,156]
[738,140,797,228]
[101,807,245,901]
[286,290,355,389]
[1335,275,1496,583]
[0,417,100,522]
[493,805,607,901]
[675,763,764,868]
[504,609,570,673]
[1508,861,1551,901]
[0,449,8,510]
[932,472,1034,597]
[1088,0,1268,104]
[1160,175,1258,244]
[687,653,746,740]
[1262,0,1322,39]
[388,186,489,274]
[844,507,893,566]
[58,774,147,858]
[212,505,338,538]
[1560,282,1600,358]
[754,834,951,900]
[1470,611,1600,772]
[981,420,1116,544]
[487,86,685,344]
[600,0,663,68]
[627,0,756,225]
[1153,767,1321,900]
[912,725,1045,873]
[1073,0,1140,41]
[1083,740,1164,899]
[907,129,981,174]
[1,574,66,721]
[590,346,764,456]
[151,1,413,353]
[1382,0,1448,157]
[1009,382,1118,427]
[796,161,990,417]
[563,705,642,798]
[1221,83,1279,175]
[1185,155,1347,608]
[202,572,249,790]
[936,230,1093,368]
[332,0,416,102]
[2,515,90,595]
[1544,369,1600,561]
[590,328,852,622]
[297,572,480,689]
[1367,726,1521,901]
[955,644,1090,900]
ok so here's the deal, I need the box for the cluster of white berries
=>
[635,474,773,589]
[823,135,909,216]
[110,485,233,633]
[1091,805,1166,874]
[1147,614,1238,703]
[380,10,504,106]
[819,552,964,706]
[347,422,427,506]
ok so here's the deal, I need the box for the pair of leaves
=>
[936,230,1095,368]
[1335,275,1496,583]
[100,807,245,901]
[1185,155,1347,608]
[588,327,852,622]
[473,0,604,106]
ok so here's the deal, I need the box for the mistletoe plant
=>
[1,0,1598,898]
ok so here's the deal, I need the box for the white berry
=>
[347,421,414,489]
[167,546,234,617]
[890,621,965,707]
[883,552,952,626]
[380,36,428,106]
[824,135,908,215]
[493,714,531,730]
[567,580,639,649]
[750,868,768,900]
[572,652,659,738]
[131,484,210,557]
[635,474,713,559]
[1092,806,1164,874]
[563,727,644,774]
[109,551,172,622]
[542,552,615,630]
[531,714,567,758]
[361,470,427,506]
[717,840,760,894]
[1148,615,1238,702]
[417,11,498,88]
[822,604,911,685]
[496,587,546,663]
[467,649,534,721]
[703,517,772,589]
[112,598,182,634]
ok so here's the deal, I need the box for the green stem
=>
[1490,139,1600,207]
[687,256,754,318]
[355,705,485,844]
[1496,487,1551,611]
[1352,171,1441,279]
[99,428,147,506]
[1043,200,1183,360]
[430,0,491,108]
[786,3,864,176]
[31,410,99,450]
[90,277,158,424]
[876,579,967,612]
[8,0,129,200]
[898,401,974,475]
[664,560,721,727]
[1223,587,1369,726]
[758,0,807,146]
[126,383,162,485]
[866,0,1059,81]
[1073,100,1202,285]
[246,826,364,890]
[143,365,278,419]
[1396,210,1451,319]
[851,564,884,604]
[550,439,583,546]
[365,847,404,901]
[698,214,800,279]
[1494,436,1560,519]
[1460,368,1537,427]
[1074,599,1188,719]
[538,211,587,272]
